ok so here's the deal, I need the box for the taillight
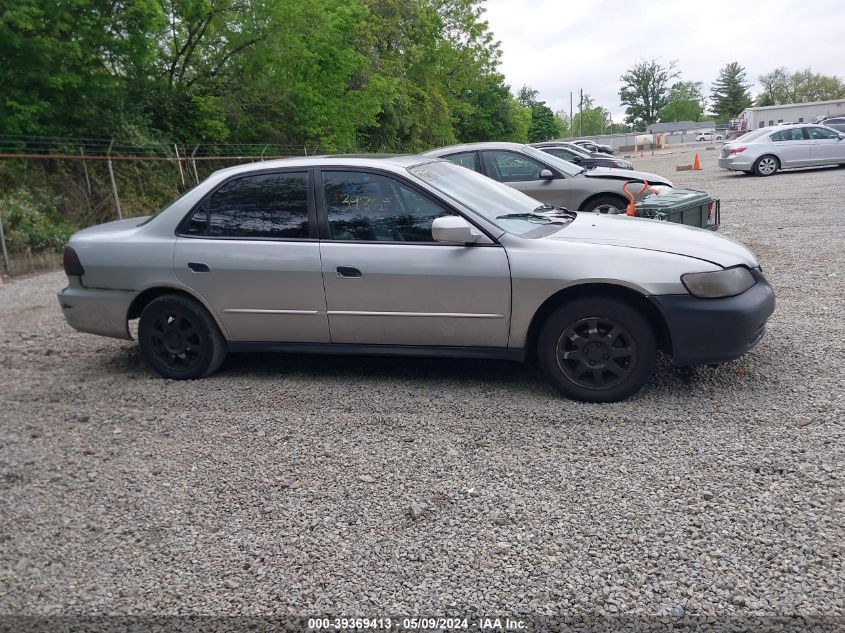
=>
[729,147,746,155]
[63,246,85,276]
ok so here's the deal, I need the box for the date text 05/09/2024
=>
[307,617,527,631]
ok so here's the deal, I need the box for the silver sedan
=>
[423,142,672,214]
[718,123,845,176]
[58,155,774,402]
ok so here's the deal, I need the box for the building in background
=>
[737,99,845,131]
[647,121,716,135]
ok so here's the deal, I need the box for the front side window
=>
[183,172,310,238]
[322,171,452,242]
[482,151,547,182]
[808,126,839,140]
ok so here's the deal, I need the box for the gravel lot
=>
[1,151,844,627]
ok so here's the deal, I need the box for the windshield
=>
[521,145,584,176]
[408,161,575,236]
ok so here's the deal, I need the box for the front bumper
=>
[57,284,134,340]
[649,269,775,366]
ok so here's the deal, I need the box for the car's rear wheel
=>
[138,295,227,379]
[753,155,779,176]
[582,195,628,215]
[538,297,657,402]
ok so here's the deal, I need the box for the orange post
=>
[692,153,701,170]
[622,180,649,216]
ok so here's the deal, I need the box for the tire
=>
[753,155,779,177]
[537,297,657,402]
[138,295,227,379]
[582,195,628,215]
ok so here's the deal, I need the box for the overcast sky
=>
[483,0,845,120]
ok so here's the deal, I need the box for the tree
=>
[527,102,560,142]
[570,94,612,136]
[658,81,705,122]
[619,59,680,130]
[757,67,845,105]
[710,62,752,122]
[516,85,539,107]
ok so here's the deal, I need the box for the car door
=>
[770,128,813,166]
[316,168,511,347]
[173,169,330,343]
[807,126,845,164]
[479,149,574,209]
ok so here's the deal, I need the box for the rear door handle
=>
[336,266,363,278]
[188,262,210,273]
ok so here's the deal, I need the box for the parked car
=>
[58,155,774,402]
[820,116,845,132]
[572,139,615,155]
[696,132,724,141]
[530,142,634,170]
[423,142,673,216]
[718,123,845,176]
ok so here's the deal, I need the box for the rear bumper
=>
[718,155,755,170]
[649,270,775,366]
[57,285,134,340]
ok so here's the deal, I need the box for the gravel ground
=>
[1,152,844,628]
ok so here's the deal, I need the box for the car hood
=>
[547,213,758,268]
[582,166,673,187]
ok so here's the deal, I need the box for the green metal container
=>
[636,189,720,230]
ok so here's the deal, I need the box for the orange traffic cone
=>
[692,153,701,170]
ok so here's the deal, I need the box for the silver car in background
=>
[718,123,845,176]
[59,155,774,402]
[423,142,671,214]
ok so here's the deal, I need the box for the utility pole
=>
[579,89,583,137]
[570,92,573,140]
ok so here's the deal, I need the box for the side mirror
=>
[538,169,555,180]
[571,156,583,163]
[432,216,481,244]
[839,134,845,140]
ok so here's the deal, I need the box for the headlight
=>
[646,184,673,196]
[681,266,756,299]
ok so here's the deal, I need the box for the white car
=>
[696,132,723,142]
[718,123,845,176]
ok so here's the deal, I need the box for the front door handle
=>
[188,262,210,273]
[336,266,363,278]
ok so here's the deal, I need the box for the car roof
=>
[209,154,442,178]
[421,141,527,155]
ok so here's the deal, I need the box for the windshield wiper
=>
[533,204,577,219]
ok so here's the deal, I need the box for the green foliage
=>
[710,62,753,122]
[619,59,680,129]
[658,81,705,122]
[570,94,614,136]
[527,102,560,142]
[0,189,75,253]
[757,67,845,105]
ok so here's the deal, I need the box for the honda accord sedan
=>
[59,155,774,402]
[423,142,672,215]
[718,123,845,176]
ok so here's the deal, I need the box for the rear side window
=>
[183,172,310,238]
[545,148,578,161]
[444,152,477,171]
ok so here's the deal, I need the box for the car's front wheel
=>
[538,297,657,402]
[138,295,227,379]
[582,195,628,214]
[753,155,779,176]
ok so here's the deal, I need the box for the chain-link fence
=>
[0,135,378,277]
